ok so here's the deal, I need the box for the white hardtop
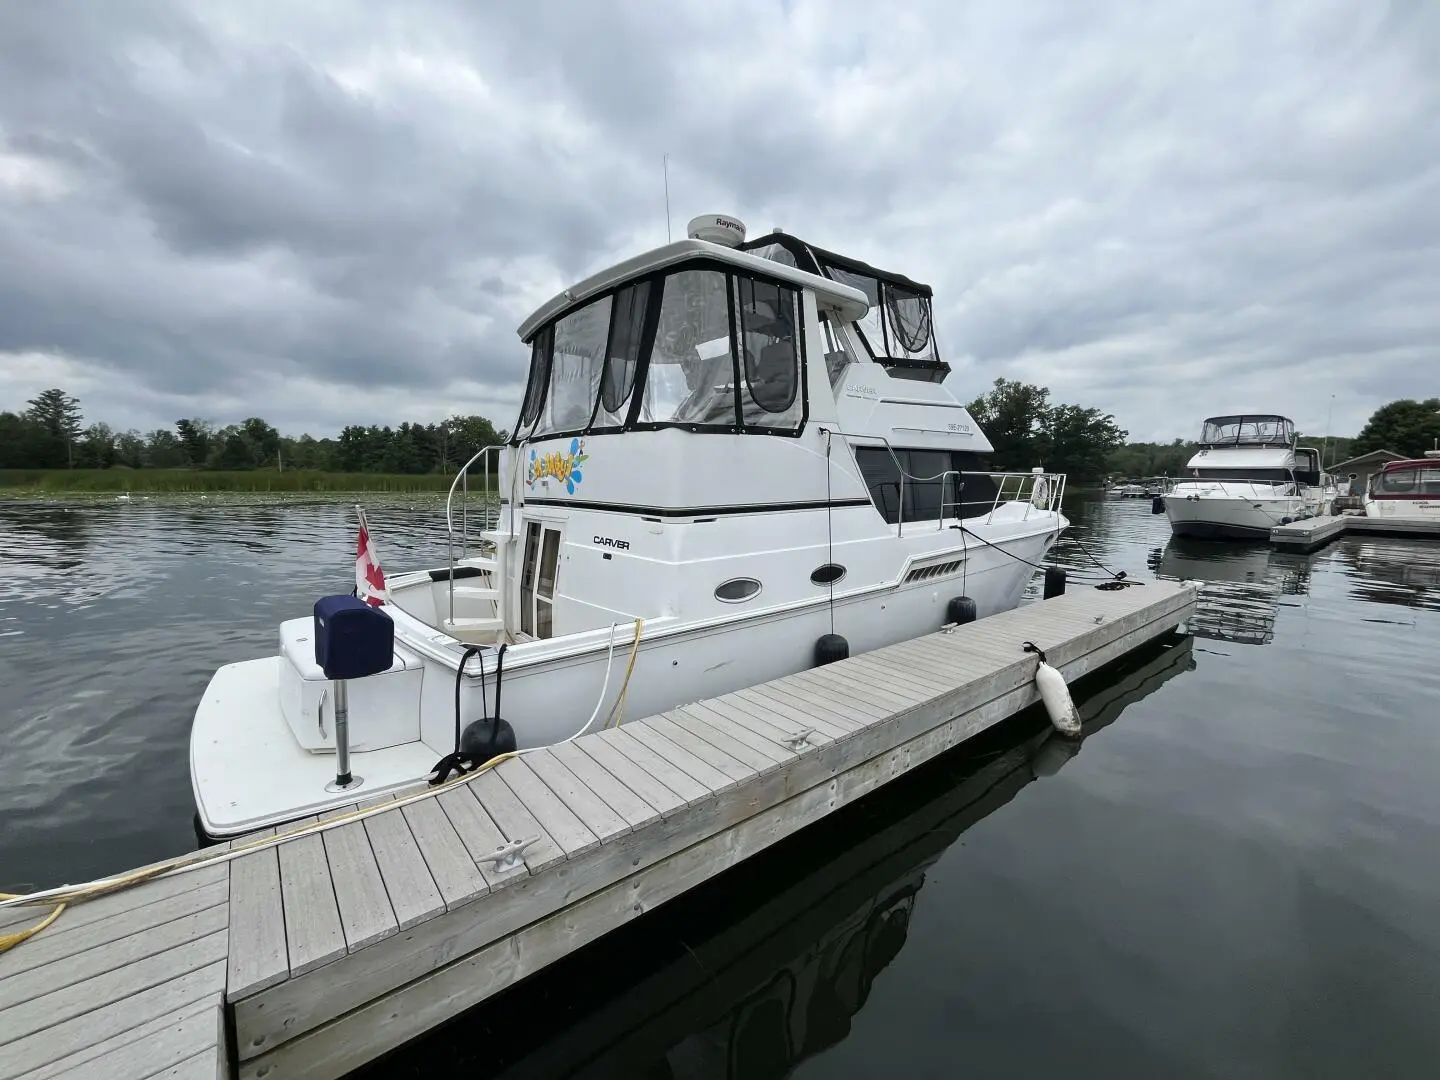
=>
[516,238,871,342]
[1184,445,1298,470]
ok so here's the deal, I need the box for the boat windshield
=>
[1199,415,1294,447]
[512,260,805,442]
[1187,467,1293,483]
[1374,465,1440,494]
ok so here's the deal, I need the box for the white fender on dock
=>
[1023,641,1081,737]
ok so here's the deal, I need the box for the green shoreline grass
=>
[0,468,481,494]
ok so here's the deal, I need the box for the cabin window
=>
[1189,467,1292,483]
[856,448,998,525]
[714,577,762,603]
[594,282,651,428]
[810,563,846,586]
[735,277,802,428]
[516,326,552,439]
[641,269,737,427]
[1377,467,1440,494]
[534,296,613,437]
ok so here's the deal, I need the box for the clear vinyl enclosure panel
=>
[513,260,807,441]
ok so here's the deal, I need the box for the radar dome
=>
[686,214,747,248]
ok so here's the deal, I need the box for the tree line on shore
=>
[1,390,507,475]
[4,385,1435,483]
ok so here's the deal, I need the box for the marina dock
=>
[0,580,1195,1080]
[1269,513,1440,552]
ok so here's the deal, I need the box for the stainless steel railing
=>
[443,444,506,624]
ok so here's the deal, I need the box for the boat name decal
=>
[593,535,630,551]
[527,437,588,494]
[844,383,879,399]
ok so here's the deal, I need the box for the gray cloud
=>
[0,0,1436,443]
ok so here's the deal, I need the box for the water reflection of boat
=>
[1150,538,1318,646]
[1340,539,1440,611]
[367,635,1194,1080]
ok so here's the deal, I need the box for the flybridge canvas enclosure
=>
[510,256,811,442]
[1198,415,1296,448]
[739,232,948,383]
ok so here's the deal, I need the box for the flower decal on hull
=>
[527,438,588,494]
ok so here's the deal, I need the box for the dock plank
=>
[401,798,489,910]
[364,808,446,931]
[227,825,288,1000]
[522,750,632,842]
[14,994,220,1080]
[844,651,957,695]
[0,902,226,1012]
[277,817,346,976]
[0,865,225,940]
[624,720,741,794]
[594,728,714,805]
[0,880,226,983]
[470,768,566,873]
[738,684,867,735]
[794,663,934,712]
[28,996,221,1080]
[493,757,602,858]
[703,695,835,749]
[794,664,923,710]
[435,786,529,889]
[548,740,662,830]
[321,811,397,952]
[0,930,225,1047]
[641,715,757,786]
[723,688,852,741]
[669,705,792,770]
[771,669,894,718]
[572,735,688,816]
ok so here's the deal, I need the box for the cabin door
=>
[518,520,562,640]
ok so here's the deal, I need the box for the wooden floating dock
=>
[1269,513,1440,552]
[0,580,1195,1080]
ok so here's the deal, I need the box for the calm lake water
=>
[3,493,1440,1078]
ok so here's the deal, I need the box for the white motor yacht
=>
[189,214,1071,838]
[1161,414,1335,539]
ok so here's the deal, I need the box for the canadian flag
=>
[355,507,388,607]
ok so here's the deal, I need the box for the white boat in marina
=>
[1161,414,1335,539]
[1362,451,1440,520]
[189,214,1070,838]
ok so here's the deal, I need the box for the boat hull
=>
[190,527,1059,837]
[1363,498,1440,520]
[1162,489,1327,540]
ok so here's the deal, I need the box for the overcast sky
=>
[1,0,1436,443]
